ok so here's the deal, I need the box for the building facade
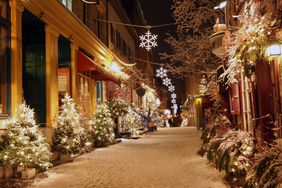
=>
[0,0,155,129]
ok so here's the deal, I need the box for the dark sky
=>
[138,0,175,63]
[139,1,186,106]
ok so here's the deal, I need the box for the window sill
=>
[0,114,10,119]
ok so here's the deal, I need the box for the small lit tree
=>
[0,103,52,170]
[91,103,115,147]
[53,95,84,155]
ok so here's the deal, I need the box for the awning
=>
[77,51,119,82]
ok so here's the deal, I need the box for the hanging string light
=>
[171,93,177,99]
[139,30,158,51]
[168,85,175,92]
[163,77,171,86]
[156,67,168,78]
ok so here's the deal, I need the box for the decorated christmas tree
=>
[91,103,115,147]
[107,99,129,119]
[0,103,52,170]
[124,108,143,137]
[53,95,84,154]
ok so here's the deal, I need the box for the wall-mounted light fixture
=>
[266,39,282,57]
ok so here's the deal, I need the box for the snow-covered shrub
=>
[90,103,115,147]
[0,103,52,170]
[207,130,254,178]
[53,95,83,154]
[198,115,231,156]
[244,139,282,188]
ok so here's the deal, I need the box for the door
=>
[256,60,275,143]
[23,44,46,125]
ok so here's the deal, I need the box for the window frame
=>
[0,0,10,117]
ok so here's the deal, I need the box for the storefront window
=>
[79,74,92,117]
[60,0,72,11]
[0,0,10,116]
[96,81,103,104]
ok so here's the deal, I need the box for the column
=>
[71,43,79,104]
[45,25,59,127]
[10,0,24,116]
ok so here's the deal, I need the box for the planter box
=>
[4,165,13,178]
[13,165,25,178]
[60,154,74,162]
[21,168,36,179]
[0,166,3,179]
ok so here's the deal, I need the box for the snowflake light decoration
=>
[171,99,176,104]
[162,77,171,86]
[156,67,167,78]
[171,93,177,99]
[139,30,158,51]
[168,85,175,92]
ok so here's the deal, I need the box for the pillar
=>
[45,25,59,127]
[10,0,24,115]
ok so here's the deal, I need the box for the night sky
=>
[139,0,186,105]
[138,0,175,63]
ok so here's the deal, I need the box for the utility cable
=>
[94,18,176,29]
[81,0,99,4]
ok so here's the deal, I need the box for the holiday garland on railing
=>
[221,0,271,84]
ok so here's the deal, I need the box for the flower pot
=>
[21,168,36,179]
[52,151,60,161]
[0,166,3,179]
[3,165,13,178]
[60,153,74,162]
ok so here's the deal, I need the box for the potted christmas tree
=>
[91,103,115,147]
[108,99,129,137]
[52,95,84,162]
[0,103,52,179]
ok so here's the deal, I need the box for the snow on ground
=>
[29,127,228,188]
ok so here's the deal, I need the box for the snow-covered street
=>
[29,127,227,188]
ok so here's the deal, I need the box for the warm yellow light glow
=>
[110,62,121,72]
[107,61,130,80]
